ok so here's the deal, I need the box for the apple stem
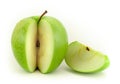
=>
[38,10,47,23]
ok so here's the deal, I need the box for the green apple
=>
[11,11,68,73]
[65,41,110,73]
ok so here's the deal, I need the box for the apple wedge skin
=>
[11,17,37,72]
[65,41,110,73]
[38,16,68,73]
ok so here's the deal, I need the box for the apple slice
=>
[38,16,68,73]
[65,41,110,73]
[11,18,37,72]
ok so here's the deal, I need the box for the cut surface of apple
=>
[65,41,110,73]
[11,11,68,73]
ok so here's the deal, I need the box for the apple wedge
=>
[11,18,37,72]
[11,11,68,73]
[37,16,68,73]
[65,41,110,73]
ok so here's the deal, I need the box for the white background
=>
[0,0,120,84]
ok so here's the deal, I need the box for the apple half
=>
[11,11,68,73]
[65,41,110,73]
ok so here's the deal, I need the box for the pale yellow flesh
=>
[38,20,54,73]
[26,22,37,72]
[71,52,105,72]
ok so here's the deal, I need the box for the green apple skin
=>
[65,41,110,73]
[37,16,68,73]
[11,16,68,73]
